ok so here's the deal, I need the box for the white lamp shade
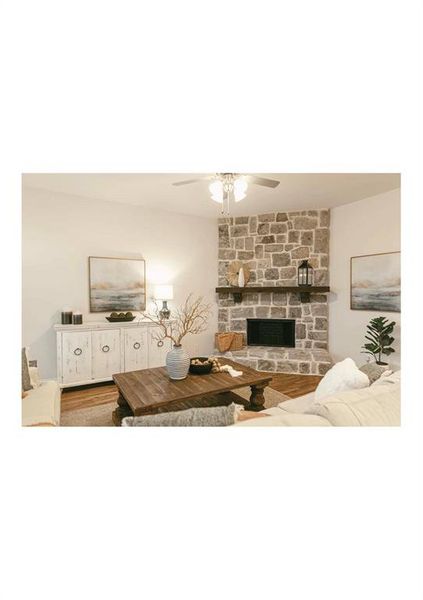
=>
[154,285,174,300]
[209,179,224,203]
[234,177,248,201]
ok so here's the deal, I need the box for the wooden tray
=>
[106,316,136,322]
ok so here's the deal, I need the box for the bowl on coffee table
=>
[189,357,213,375]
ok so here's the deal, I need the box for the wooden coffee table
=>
[112,359,272,426]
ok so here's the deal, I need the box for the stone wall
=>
[216,209,331,374]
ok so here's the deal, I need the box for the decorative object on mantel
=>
[61,308,73,324]
[298,260,314,286]
[351,251,400,312]
[143,294,212,380]
[106,311,136,322]
[215,285,330,304]
[215,332,245,352]
[72,311,83,325]
[238,266,245,287]
[226,260,251,287]
[361,316,396,366]
[154,284,174,320]
[89,256,146,312]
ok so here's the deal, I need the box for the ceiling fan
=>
[172,173,280,214]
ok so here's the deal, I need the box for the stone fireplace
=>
[216,210,332,375]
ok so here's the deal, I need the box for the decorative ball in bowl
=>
[189,357,213,375]
[106,311,136,322]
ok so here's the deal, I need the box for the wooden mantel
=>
[215,286,330,303]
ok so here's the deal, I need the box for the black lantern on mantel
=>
[298,260,314,286]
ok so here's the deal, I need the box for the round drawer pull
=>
[74,347,82,356]
[133,342,141,350]
[157,340,164,348]
[102,345,110,353]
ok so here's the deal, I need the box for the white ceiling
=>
[22,173,400,218]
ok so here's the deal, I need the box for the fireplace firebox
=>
[247,318,295,348]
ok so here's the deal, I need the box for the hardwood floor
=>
[61,383,118,412]
[61,373,322,412]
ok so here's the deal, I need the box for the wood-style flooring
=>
[61,373,322,413]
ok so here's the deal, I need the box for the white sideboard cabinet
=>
[55,321,171,388]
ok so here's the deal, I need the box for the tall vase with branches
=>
[143,294,212,380]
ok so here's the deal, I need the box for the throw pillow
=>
[28,366,40,388]
[359,363,392,385]
[122,403,243,427]
[22,347,33,392]
[314,357,369,402]
[372,370,401,387]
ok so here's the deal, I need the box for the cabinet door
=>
[91,329,121,380]
[62,331,92,384]
[123,327,148,372]
[148,327,171,368]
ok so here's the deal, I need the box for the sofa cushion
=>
[234,413,331,427]
[270,392,316,415]
[314,358,369,402]
[22,380,61,426]
[305,383,400,426]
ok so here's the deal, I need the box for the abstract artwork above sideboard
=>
[89,256,146,312]
[350,252,400,312]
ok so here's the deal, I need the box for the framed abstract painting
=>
[89,256,146,312]
[350,251,400,312]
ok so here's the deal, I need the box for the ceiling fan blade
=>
[248,175,280,188]
[172,178,205,187]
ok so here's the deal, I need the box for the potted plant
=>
[143,294,212,380]
[361,316,396,365]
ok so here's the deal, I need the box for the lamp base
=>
[159,300,170,320]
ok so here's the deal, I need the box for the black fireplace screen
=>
[247,319,295,348]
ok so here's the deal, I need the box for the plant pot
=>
[166,345,190,380]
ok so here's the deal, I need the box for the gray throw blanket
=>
[122,403,242,427]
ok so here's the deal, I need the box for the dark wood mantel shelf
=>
[215,286,330,303]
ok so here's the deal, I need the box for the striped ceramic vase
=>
[166,345,190,380]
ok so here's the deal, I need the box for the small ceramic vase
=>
[238,267,245,287]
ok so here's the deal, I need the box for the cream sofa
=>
[22,368,61,426]
[235,371,401,427]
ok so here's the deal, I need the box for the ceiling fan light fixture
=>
[233,176,248,202]
[173,173,279,215]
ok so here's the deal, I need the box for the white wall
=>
[329,188,401,368]
[22,187,218,379]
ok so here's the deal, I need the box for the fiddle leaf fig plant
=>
[361,316,396,365]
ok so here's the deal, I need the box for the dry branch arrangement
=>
[143,294,212,347]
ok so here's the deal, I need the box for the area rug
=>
[60,386,289,427]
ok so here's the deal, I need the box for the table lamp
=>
[154,285,174,319]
